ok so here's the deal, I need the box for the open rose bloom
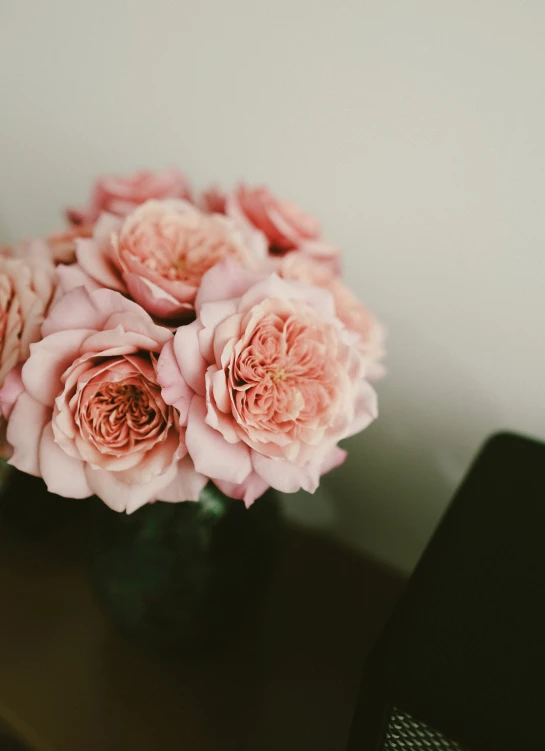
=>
[0,169,386,513]
[1,287,206,511]
[58,199,267,323]
[157,262,378,506]
[66,168,192,226]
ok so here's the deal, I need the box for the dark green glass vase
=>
[91,485,282,655]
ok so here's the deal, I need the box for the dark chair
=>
[348,432,545,751]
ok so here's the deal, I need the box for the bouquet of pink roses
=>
[0,169,384,514]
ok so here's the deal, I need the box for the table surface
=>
[0,513,403,751]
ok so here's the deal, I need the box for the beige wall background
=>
[1,0,544,572]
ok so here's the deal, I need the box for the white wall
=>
[1,0,544,572]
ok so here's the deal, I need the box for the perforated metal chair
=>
[348,433,545,751]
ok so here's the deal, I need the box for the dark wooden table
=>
[0,513,403,751]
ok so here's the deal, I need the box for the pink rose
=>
[0,287,206,512]
[227,183,341,272]
[278,255,386,380]
[157,261,377,506]
[66,168,192,226]
[59,200,267,324]
[0,252,56,388]
[230,184,320,251]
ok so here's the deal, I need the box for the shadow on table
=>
[0,505,402,751]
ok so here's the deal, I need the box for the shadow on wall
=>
[282,321,500,574]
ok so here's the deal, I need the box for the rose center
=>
[174,256,186,273]
[230,311,340,440]
[269,367,288,382]
[129,219,236,286]
[95,382,149,410]
[83,380,165,452]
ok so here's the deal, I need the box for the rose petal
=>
[210,367,231,413]
[238,273,336,319]
[39,422,92,498]
[157,339,193,424]
[113,430,179,484]
[56,263,102,295]
[214,472,269,508]
[0,364,24,419]
[186,395,251,484]
[195,260,265,312]
[344,380,378,438]
[76,236,125,292]
[211,312,243,366]
[251,451,320,494]
[199,299,239,332]
[366,362,387,382]
[124,272,193,321]
[42,286,151,338]
[299,240,341,272]
[158,455,208,502]
[7,395,50,476]
[205,398,240,444]
[320,446,347,475]
[67,172,191,225]
[73,434,149,473]
[93,212,124,243]
[204,368,240,444]
[197,302,239,364]
[173,322,207,397]
[85,461,177,514]
[22,328,92,406]
[79,326,160,357]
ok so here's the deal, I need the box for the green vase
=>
[91,485,282,655]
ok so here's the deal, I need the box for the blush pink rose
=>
[157,261,377,506]
[227,183,341,272]
[66,168,192,226]
[0,287,207,512]
[58,201,267,324]
[230,184,320,251]
[278,255,386,380]
[0,252,56,388]
[58,200,268,324]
